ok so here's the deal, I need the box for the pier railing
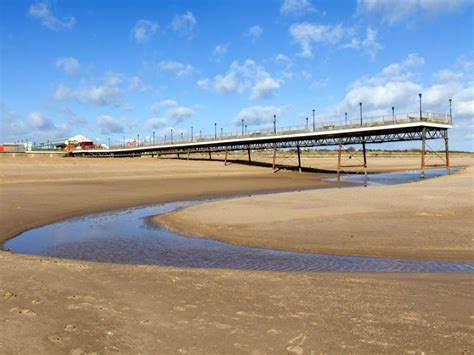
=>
[102,111,451,150]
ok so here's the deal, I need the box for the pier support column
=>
[224,148,228,165]
[272,144,277,172]
[296,145,302,173]
[208,149,212,160]
[337,141,342,181]
[187,151,190,160]
[247,146,251,163]
[362,141,367,177]
[444,130,450,175]
[421,127,426,178]
[177,152,180,159]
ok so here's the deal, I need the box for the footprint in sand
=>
[48,335,62,344]
[10,308,37,317]
[3,291,17,300]
[64,325,77,332]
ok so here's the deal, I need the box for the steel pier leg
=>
[297,145,302,173]
[272,144,277,173]
[247,146,251,163]
[337,142,342,181]
[421,127,426,178]
[362,141,367,177]
[444,130,450,175]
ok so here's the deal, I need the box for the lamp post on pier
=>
[153,131,155,145]
[273,114,276,135]
[345,112,347,126]
[214,123,217,139]
[312,109,315,131]
[449,99,452,121]
[359,102,363,127]
[137,134,140,147]
[392,106,395,123]
[305,117,309,130]
[170,129,173,144]
[241,119,244,137]
[191,126,194,141]
[419,93,423,121]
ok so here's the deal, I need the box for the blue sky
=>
[1,0,473,150]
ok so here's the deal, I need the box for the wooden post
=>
[247,146,251,163]
[272,144,277,172]
[224,148,228,165]
[444,130,450,175]
[187,151,190,160]
[297,145,302,173]
[208,149,212,160]
[337,142,342,181]
[421,127,426,178]
[177,152,180,159]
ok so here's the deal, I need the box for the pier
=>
[71,111,452,177]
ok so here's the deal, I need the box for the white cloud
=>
[234,105,288,126]
[129,76,145,91]
[198,59,281,100]
[251,77,281,100]
[131,19,158,43]
[289,22,346,58]
[170,11,197,39]
[245,25,263,41]
[0,104,69,142]
[158,60,194,77]
[213,44,229,59]
[55,85,122,107]
[343,28,382,58]
[280,0,316,16]
[275,53,291,62]
[357,0,470,25]
[147,117,169,129]
[149,100,194,124]
[55,57,80,75]
[28,111,55,130]
[196,78,210,89]
[166,106,195,123]
[97,115,125,134]
[150,99,178,114]
[333,54,473,126]
[28,2,75,31]
[433,69,463,82]
[379,53,424,77]
[310,78,328,89]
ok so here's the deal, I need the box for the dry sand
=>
[0,154,473,353]
[156,165,474,261]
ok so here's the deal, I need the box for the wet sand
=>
[156,166,474,262]
[0,155,473,353]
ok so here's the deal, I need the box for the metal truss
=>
[74,128,447,157]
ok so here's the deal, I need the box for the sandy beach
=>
[0,154,473,353]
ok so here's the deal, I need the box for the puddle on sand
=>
[328,167,457,186]
[3,168,472,273]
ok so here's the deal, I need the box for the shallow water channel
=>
[4,168,473,272]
